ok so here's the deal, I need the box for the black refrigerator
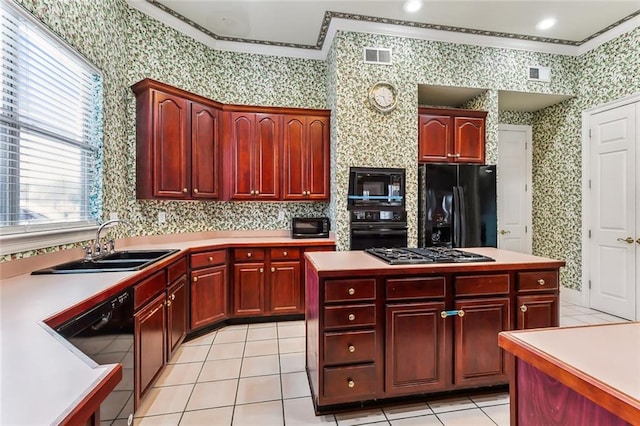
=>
[418,164,497,248]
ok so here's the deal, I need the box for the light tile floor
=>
[130,300,629,426]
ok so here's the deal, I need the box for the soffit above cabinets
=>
[418,84,574,112]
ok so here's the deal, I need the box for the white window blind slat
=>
[0,1,103,234]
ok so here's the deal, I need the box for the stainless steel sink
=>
[31,249,179,274]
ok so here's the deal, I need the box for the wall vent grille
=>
[363,47,392,65]
[528,66,551,82]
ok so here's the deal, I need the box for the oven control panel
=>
[351,210,406,223]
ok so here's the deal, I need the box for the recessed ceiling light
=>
[403,0,423,13]
[536,17,557,31]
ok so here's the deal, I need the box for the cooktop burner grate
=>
[365,247,494,265]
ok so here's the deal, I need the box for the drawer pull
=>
[283,251,288,256]
[538,279,545,286]
[271,267,275,272]
[208,256,213,262]
[193,276,198,282]
[182,188,188,193]
[458,309,465,317]
[347,379,355,388]
[441,310,465,318]
[247,252,252,257]
[193,188,199,194]
[348,345,356,353]
[520,305,528,313]
[170,294,176,301]
[260,267,264,273]
[166,300,172,307]
[348,313,355,321]
[348,288,355,296]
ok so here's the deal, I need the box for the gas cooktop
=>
[365,247,495,265]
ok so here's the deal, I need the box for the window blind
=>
[0,1,103,235]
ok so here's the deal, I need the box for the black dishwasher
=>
[56,288,134,425]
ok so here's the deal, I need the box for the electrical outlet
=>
[158,211,166,224]
[109,212,119,220]
[277,209,286,221]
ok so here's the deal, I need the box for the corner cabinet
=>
[132,78,222,200]
[282,114,330,201]
[418,107,487,164]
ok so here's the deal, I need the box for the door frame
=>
[580,92,640,309]
[497,124,533,254]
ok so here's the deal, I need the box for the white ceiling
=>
[128,0,640,58]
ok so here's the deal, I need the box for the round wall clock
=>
[368,81,398,114]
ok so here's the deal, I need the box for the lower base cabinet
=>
[167,276,188,358]
[191,264,227,329]
[134,292,166,408]
[234,262,265,315]
[269,261,301,314]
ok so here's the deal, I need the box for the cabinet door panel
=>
[229,112,255,198]
[282,116,305,200]
[385,302,449,395]
[134,293,166,407]
[454,297,510,387]
[191,265,227,329]
[517,294,558,329]
[191,102,219,198]
[153,91,189,197]
[255,114,280,199]
[234,263,265,315]
[167,276,188,358]
[454,117,485,163]
[307,116,330,199]
[419,114,451,162]
[269,261,301,314]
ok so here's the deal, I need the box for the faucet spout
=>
[92,219,134,259]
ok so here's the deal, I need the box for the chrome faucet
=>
[91,219,134,259]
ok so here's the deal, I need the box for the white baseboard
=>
[560,286,586,307]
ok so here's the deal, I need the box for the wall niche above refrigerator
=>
[418,107,487,164]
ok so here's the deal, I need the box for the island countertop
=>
[304,247,565,277]
[499,322,640,425]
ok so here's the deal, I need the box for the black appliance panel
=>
[348,167,405,210]
[365,247,495,265]
[291,217,330,238]
[418,164,497,248]
[350,224,408,250]
[56,288,135,424]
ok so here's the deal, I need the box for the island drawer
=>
[323,330,376,365]
[191,250,226,269]
[325,278,376,302]
[323,364,376,399]
[455,274,510,296]
[518,270,558,292]
[167,257,187,283]
[270,247,300,260]
[234,248,265,262]
[324,304,376,329]
[134,270,166,310]
[387,277,446,300]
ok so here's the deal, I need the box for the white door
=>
[589,103,637,320]
[497,125,532,254]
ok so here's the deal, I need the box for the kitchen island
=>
[304,247,564,412]
[499,323,640,426]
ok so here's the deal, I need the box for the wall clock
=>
[368,81,398,114]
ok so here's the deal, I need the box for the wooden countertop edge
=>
[57,363,122,425]
[498,329,640,425]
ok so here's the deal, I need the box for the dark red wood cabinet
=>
[134,292,166,408]
[132,79,222,200]
[418,107,487,164]
[225,112,280,200]
[190,250,228,330]
[167,275,188,358]
[282,115,330,200]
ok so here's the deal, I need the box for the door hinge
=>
[588,179,591,189]
[589,129,592,138]
[588,229,591,238]
[525,225,528,233]
[525,184,528,192]
[589,280,592,289]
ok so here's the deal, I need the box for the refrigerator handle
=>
[458,186,467,247]
[453,186,461,247]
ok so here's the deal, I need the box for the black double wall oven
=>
[348,167,408,250]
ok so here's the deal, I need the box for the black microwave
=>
[347,167,405,210]
[291,217,330,239]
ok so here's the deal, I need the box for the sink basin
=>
[31,249,179,274]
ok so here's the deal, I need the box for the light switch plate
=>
[109,212,119,220]
[158,211,166,224]
[278,209,285,221]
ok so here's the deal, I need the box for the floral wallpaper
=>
[5,0,640,295]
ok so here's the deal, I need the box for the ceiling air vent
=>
[528,66,551,82]
[364,47,392,65]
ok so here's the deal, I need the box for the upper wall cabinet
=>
[282,114,330,201]
[224,110,280,201]
[133,79,222,200]
[418,107,487,164]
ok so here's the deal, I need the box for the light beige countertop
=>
[0,230,335,425]
[305,247,565,276]
[499,322,640,424]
